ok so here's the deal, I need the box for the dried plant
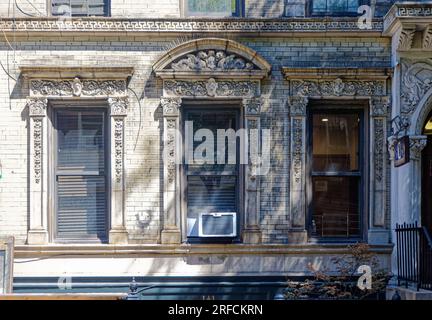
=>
[283,243,392,300]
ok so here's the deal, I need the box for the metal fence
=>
[395,222,432,291]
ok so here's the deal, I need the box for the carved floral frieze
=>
[31,79,126,97]
[164,79,259,98]
[291,79,385,97]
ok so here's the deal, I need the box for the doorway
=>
[421,113,432,233]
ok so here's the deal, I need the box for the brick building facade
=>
[0,1,431,299]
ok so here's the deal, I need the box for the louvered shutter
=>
[52,0,108,16]
[55,110,107,241]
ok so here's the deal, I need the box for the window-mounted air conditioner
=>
[198,212,237,238]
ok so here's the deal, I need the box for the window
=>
[309,108,363,239]
[184,0,243,17]
[184,108,240,241]
[309,0,365,16]
[52,0,110,17]
[54,109,108,242]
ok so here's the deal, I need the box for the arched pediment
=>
[153,38,271,80]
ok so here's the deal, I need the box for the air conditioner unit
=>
[198,212,237,238]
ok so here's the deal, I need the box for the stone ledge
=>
[13,243,394,258]
[0,293,127,300]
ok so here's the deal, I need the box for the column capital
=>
[288,96,308,116]
[161,97,182,117]
[243,97,264,116]
[108,96,128,117]
[410,135,428,160]
[27,98,48,117]
[370,96,391,117]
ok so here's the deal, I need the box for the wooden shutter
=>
[55,109,107,241]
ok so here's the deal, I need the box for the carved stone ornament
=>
[170,50,255,71]
[31,79,126,97]
[398,28,415,51]
[161,97,182,116]
[33,119,42,184]
[423,26,432,49]
[371,96,390,117]
[243,97,263,115]
[401,60,432,115]
[410,135,428,160]
[114,119,124,183]
[387,135,399,161]
[72,77,83,97]
[292,79,385,97]
[205,78,218,97]
[374,119,385,182]
[27,98,48,117]
[288,96,308,116]
[164,79,258,98]
[109,97,129,116]
[291,119,303,185]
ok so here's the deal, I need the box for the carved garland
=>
[291,78,385,97]
[31,79,127,97]
[164,79,259,98]
[171,50,255,71]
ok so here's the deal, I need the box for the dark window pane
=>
[187,176,237,237]
[55,109,107,241]
[311,0,359,15]
[186,110,238,174]
[312,113,359,172]
[52,0,108,16]
[311,176,360,237]
[57,111,105,173]
[186,0,238,17]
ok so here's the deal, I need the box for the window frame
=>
[182,0,244,18]
[48,101,110,244]
[306,101,368,242]
[50,0,111,17]
[306,0,369,17]
[180,101,244,244]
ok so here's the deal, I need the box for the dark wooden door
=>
[422,135,432,233]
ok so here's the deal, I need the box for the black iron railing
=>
[395,222,432,291]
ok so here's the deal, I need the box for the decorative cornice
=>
[384,3,432,35]
[282,67,392,81]
[20,66,134,80]
[30,79,127,97]
[0,18,384,36]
